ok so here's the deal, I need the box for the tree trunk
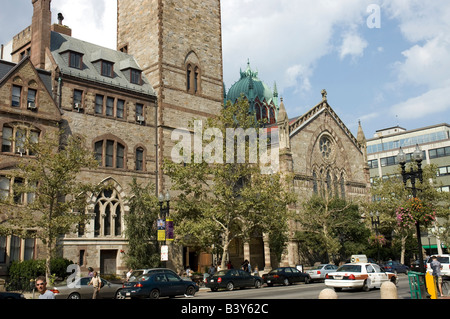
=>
[46,239,52,284]
[400,235,407,265]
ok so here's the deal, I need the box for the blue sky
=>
[1,0,449,139]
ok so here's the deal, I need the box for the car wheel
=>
[254,280,262,289]
[68,292,81,299]
[391,276,398,285]
[210,287,218,292]
[283,278,290,286]
[149,289,160,299]
[226,282,234,291]
[115,289,125,299]
[362,280,370,292]
[185,286,196,297]
[304,276,311,284]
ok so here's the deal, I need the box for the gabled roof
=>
[0,56,62,120]
[50,32,156,97]
[289,97,361,150]
[0,57,52,95]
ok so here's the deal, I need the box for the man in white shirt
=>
[35,276,55,299]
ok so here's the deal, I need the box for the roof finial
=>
[321,89,327,101]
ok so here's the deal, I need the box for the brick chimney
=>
[30,0,52,69]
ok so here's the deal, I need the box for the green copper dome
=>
[226,61,277,106]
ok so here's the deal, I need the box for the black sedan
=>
[120,272,199,299]
[0,292,26,299]
[205,269,263,291]
[262,267,311,286]
[382,260,409,274]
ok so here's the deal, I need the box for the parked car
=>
[263,267,311,286]
[325,262,397,292]
[51,277,124,299]
[0,292,26,299]
[382,260,409,274]
[410,259,427,271]
[121,272,199,299]
[205,269,263,291]
[426,254,450,277]
[127,268,178,282]
[306,264,338,282]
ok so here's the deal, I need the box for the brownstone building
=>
[0,0,369,277]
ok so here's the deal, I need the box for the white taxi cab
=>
[324,262,397,292]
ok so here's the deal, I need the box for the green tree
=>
[368,164,450,263]
[0,130,99,282]
[295,194,369,265]
[123,179,161,269]
[165,98,296,269]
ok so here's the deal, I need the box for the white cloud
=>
[51,0,116,49]
[383,0,450,119]
[390,86,450,119]
[339,32,368,60]
[221,0,371,94]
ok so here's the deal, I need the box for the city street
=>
[193,274,412,299]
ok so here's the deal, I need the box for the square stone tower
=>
[117,0,224,191]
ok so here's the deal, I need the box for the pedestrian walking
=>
[35,276,55,299]
[126,268,133,282]
[430,256,444,297]
[88,271,102,299]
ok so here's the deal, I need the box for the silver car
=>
[51,277,124,299]
[306,264,338,282]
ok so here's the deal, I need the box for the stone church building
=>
[0,0,369,277]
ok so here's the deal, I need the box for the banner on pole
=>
[166,219,174,241]
[157,219,165,241]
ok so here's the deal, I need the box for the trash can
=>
[408,271,428,299]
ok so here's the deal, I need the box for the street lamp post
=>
[370,211,381,262]
[397,145,425,273]
[159,191,170,266]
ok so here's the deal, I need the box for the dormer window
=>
[69,52,83,69]
[101,61,114,78]
[130,69,141,85]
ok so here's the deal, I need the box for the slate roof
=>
[0,57,53,95]
[50,32,156,97]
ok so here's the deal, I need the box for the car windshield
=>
[268,269,281,274]
[311,265,325,270]
[213,270,229,277]
[336,265,361,272]
[429,256,450,264]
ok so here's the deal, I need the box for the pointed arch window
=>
[255,105,261,121]
[312,171,318,194]
[269,107,276,124]
[340,173,346,199]
[94,188,123,237]
[186,63,201,94]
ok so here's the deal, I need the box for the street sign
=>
[161,245,169,261]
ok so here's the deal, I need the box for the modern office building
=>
[366,123,450,254]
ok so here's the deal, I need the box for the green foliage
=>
[7,257,72,291]
[165,98,296,268]
[296,195,369,264]
[123,179,161,269]
[0,129,99,280]
[368,164,450,262]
